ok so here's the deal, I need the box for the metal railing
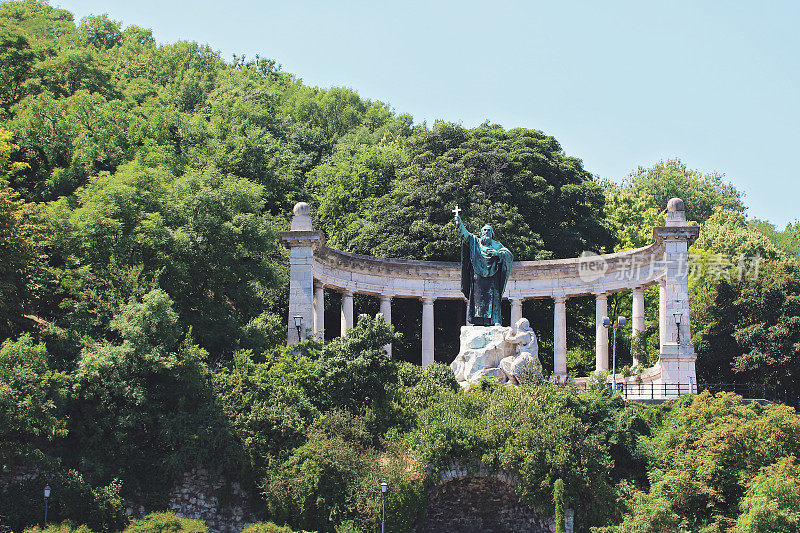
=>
[698,382,796,407]
[571,381,695,400]
[569,381,797,406]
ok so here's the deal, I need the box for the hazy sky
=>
[54,0,800,227]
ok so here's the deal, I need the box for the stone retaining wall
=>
[125,468,253,533]
[428,460,573,533]
[419,477,553,533]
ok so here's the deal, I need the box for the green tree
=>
[0,334,67,468]
[0,21,37,112]
[0,128,40,335]
[77,14,122,51]
[620,159,744,223]
[602,186,665,251]
[649,392,800,530]
[750,219,800,256]
[734,457,800,533]
[592,486,688,533]
[70,289,236,505]
[694,208,780,260]
[329,122,614,262]
[43,162,284,356]
[694,258,800,392]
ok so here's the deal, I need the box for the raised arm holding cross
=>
[452,205,461,219]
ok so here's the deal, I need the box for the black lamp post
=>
[293,315,303,342]
[43,484,51,527]
[603,315,626,390]
[381,481,388,533]
[673,312,682,344]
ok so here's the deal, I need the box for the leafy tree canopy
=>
[617,158,744,224]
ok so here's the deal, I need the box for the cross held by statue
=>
[452,205,461,218]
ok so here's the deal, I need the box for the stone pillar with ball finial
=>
[653,198,700,390]
[279,202,324,345]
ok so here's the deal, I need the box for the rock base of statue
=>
[450,325,543,388]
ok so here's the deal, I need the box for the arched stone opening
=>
[419,476,552,533]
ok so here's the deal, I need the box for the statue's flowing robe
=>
[457,222,513,326]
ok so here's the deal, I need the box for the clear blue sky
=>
[55,0,800,227]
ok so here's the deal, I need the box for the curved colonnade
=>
[281,199,699,393]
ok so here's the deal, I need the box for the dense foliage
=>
[1,2,799,533]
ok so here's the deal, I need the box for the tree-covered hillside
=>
[1,2,799,532]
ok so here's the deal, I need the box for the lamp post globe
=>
[293,315,303,342]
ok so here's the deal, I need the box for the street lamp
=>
[381,481,388,533]
[673,312,682,344]
[293,315,303,342]
[603,315,626,391]
[43,484,51,527]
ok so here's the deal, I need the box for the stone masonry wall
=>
[126,468,253,533]
[418,477,553,533]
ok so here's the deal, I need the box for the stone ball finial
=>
[293,202,311,217]
[665,197,687,227]
[667,198,685,212]
[290,201,313,231]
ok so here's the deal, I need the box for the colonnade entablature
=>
[280,198,699,393]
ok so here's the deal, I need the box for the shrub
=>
[123,512,207,533]
[313,315,399,413]
[23,522,95,533]
[241,522,313,533]
[262,424,373,532]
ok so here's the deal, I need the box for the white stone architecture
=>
[279,198,699,398]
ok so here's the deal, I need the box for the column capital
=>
[553,295,569,303]
[658,277,666,287]
[341,289,354,297]
[593,291,609,299]
[279,230,325,249]
[653,225,699,245]
[421,296,435,305]
[379,293,393,301]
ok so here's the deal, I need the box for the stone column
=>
[421,297,435,367]
[279,202,322,345]
[510,298,523,326]
[658,278,666,352]
[653,197,700,389]
[631,285,645,366]
[595,292,609,372]
[313,283,325,339]
[340,290,354,335]
[553,296,568,378]
[379,294,392,357]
